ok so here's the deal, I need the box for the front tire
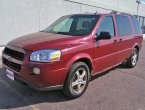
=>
[63,62,90,99]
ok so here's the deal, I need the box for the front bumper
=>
[3,61,68,89]
[15,75,63,91]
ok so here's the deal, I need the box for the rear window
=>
[131,17,141,34]
[115,15,132,36]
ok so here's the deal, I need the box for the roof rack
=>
[94,11,98,14]
[85,12,90,14]
[111,11,118,14]
[110,11,134,16]
[120,12,132,16]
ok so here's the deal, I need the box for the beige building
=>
[0,0,145,63]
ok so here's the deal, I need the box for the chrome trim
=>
[3,65,19,73]
[2,53,23,65]
[2,45,25,72]
[6,45,25,54]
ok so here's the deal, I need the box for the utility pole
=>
[136,0,145,17]
[136,0,141,17]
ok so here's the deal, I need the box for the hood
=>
[9,32,82,50]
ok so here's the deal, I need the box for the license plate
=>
[6,69,14,80]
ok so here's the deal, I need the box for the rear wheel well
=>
[134,45,139,52]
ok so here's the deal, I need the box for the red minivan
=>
[2,13,143,98]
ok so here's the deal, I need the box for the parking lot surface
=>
[0,42,145,110]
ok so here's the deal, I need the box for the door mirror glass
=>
[96,32,111,40]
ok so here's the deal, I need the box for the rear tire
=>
[125,48,139,68]
[63,62,90,99]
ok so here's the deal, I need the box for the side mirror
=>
[96,32,111,40]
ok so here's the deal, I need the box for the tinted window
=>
[143,17,145,26]
[96,16,115,37]
[115,15,132,36]
[43,15,100,36]
[140,17,143,26]
[131,17,141,34]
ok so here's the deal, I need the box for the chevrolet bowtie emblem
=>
[7,56,12,61]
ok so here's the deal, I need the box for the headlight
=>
[30,49,61,62]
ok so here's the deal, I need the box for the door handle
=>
[119,38,122,42]
[113,39,117,44]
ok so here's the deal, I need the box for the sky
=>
[140,0,145,4]
[141,0,145,2]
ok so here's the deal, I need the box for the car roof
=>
[67,13,133,17]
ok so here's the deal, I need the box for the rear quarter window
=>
[115,15,132,36]
[131,17,142,34]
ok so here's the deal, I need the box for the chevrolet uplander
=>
[2,13,143,98]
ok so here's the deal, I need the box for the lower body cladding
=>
[15,76,63,91]
[3,61,68,91]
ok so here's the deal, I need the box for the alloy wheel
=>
[131,49,138,66]
[71,68,87,94]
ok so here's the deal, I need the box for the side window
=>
[96,16,115,38]
[96,16,114,37]
[131,17,141,34]
[115,15,132,36]
[76,18,92,31]
[140,17,143,26]
[75,17,98,35]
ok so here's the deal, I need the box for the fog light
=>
[33,68,40,75]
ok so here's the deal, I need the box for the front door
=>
[93,15,118,74]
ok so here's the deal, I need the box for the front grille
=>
[3,47,24,61]
[3,58,21,72]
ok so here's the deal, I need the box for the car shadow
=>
[0,64,125,109]
[0,68,70,109]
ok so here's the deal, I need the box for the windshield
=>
[43,15,100,36]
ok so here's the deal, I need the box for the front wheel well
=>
[74,58,93,74]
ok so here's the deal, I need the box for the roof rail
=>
[110,11,118,14]
[120,12,132,16]
[94,11,97,14]
[85,12,90,14]
[110,11,134,16]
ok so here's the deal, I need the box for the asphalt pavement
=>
[0,42,145,110]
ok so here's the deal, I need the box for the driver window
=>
[96,16,115,38]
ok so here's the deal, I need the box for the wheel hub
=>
[132,50,138,66]
[71,68,87,93]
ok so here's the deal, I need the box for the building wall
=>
[0,0,145,63]
[73,0,145,16]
